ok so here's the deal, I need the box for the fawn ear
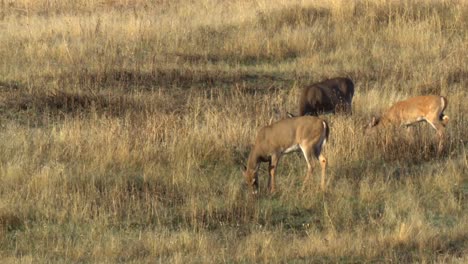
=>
[286,112,295,118]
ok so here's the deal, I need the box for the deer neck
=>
[246,148,261,172]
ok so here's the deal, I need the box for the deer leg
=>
[435,129,445,155]
[252,171,259,195]
[426,118,446,155]
[345,103,352,115]
[336,102,347,115]
[436,127,445,155]
[268,154,280,193]
[299,104,309,116]
[300,146,314,191]
[318,153,327,190]
[313,142,327,191]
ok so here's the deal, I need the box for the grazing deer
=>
[367,95,449,154]
[243,115,329,194]
[299,77,354,116]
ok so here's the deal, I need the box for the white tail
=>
[243,115,329,194]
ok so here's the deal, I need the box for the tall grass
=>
[0,0,467,262]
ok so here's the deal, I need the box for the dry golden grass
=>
[0,0,467,262]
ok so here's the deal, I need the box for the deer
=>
[298,77,354,116]
[243,115,329,195]
[367,95,449,154]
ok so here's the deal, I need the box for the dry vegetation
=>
[0,0,467,262]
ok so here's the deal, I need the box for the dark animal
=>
[298,77,354,116]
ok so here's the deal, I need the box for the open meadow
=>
[0,0,467,262]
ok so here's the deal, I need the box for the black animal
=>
[298,77,354,116]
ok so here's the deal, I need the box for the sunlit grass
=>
[0,0,467,262]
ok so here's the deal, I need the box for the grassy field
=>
[0,0,467,262]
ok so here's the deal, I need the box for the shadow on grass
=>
[1,90,143,119]
[0,80,22,90]
[0,211,24,232]
[354,0,462,26]
[257,5,330,32]
[43,67,294,90]
[12,68,297,96]
[265,205,323,234]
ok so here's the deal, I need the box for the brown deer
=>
[299,77,354,116]
[243,115,329,194]
[367,95,449,154]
